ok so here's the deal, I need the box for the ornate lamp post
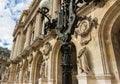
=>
[39,0,100,84]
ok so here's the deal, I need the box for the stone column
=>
[34,13,42,38]
[13,34,20,59]
[24,24,32,49]
[10,41,15,59]
[17,32,24,56]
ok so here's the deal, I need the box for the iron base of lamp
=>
[61,42,73,84]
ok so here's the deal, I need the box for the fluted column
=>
[24,24,32,48]
[13,34,20,59]
[34,13,42,38]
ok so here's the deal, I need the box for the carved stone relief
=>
[39,60,46,78]
[27,54,33,64]
[1,67,9,81]
[40,42,52,79]
[76,16,98,74]
[15,64,20,82]
[23,55,33,82]
[77,46,91,74]
[22,59,30,82]
[23,69,30,82]
[42,42,52,56]
[75,16,98,45]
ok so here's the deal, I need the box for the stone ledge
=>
[77,74,111,80]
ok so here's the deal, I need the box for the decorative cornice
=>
[13,0,40,36]
[13,22,24,36]
[77,0,107,16]
[23,0,41,31]
[77,74,111,80]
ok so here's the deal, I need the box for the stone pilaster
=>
[10,41,15,59]
[13,34,20,59]
[24,24,32,48]
[17,32,24,56]
[34,13,42,38]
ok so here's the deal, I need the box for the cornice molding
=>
[77,0,107,16]
[13,22,24,36]
[13,0,41,36]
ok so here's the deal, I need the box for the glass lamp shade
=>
[39,0,50,10]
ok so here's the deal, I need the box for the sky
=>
[0,0,32,50]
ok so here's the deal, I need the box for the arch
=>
[49,40,61,81]
[50,41,78,84]
[98,0,120,83]
[31,51,43,84]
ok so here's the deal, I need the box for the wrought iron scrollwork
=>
[56,0,78,42]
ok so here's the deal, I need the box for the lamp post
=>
[39,0,100,84]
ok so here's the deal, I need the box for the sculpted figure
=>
[15,64,20,81]
[43,42,52,56]
[39,61,45,78]
[78,46,90,74]
[2,67,9,81]
[23,69,30,82]
[28,54,33,64]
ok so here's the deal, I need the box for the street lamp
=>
[39,0,100,84]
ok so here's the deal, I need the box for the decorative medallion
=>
[79,19,91,37]
[77,16,98,37]
[75,16,98,45]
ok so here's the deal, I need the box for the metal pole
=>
[61,42,72,84]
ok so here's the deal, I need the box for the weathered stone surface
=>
[2,0,120,84]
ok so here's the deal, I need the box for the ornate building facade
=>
[2,0,120,84]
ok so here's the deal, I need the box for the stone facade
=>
[0,47,10,83]
[2,0,120,84]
